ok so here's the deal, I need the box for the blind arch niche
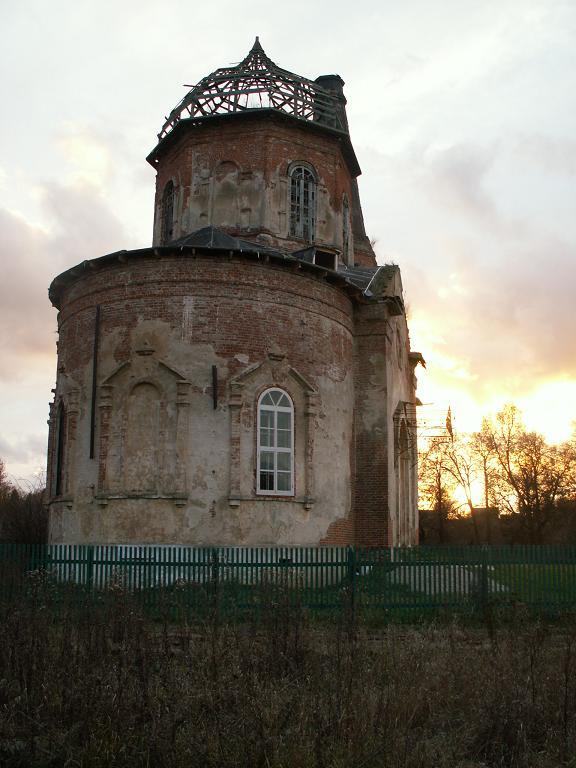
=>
[124,382,160,492]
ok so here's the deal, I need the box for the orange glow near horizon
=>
[411,312,576,447]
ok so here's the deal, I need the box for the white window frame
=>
[256,388,294,496]
[289,165,316,242]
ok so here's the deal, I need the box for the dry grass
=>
[1,583,576,767]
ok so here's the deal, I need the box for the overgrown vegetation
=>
[0,459,47,544]
[2,581,576,767]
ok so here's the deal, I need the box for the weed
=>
[1,586,576,766]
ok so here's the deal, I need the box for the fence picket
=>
[2,543,576,620]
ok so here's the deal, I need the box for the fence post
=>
[347,546,356,614]
[480,545,489,612]
[86,545,94,593]
[211,548,220,597]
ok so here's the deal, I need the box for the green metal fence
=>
[2,543,576,620]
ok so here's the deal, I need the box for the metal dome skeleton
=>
[158,38,348,140]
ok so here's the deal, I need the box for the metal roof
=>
[170,226,278,254]
[48,227,402,311]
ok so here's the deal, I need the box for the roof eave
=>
[146,109,362,178]
[48,244,366,310]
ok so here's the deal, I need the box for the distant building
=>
[46,40,423,547]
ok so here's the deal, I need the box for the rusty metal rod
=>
[212,365,218,410]
[89,305,101,458]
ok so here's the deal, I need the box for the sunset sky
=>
[1,0,575,484]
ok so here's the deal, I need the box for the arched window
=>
[161,180,175,244]
[54,401,66,496]
[289,165,316,242]
[398,421,411,545]
[257,388,294,495]
[342,195,350,262]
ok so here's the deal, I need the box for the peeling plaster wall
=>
[47,256,356,546]
[386,312,419,546]
[151,116,368,266]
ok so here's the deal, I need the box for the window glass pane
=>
[260,428,273,447]
[277,472,291,492]
[290,166,316,241]
[277,411,290,429]
[260,411,273,428]
[260,472,274,491]
[260,451,274,471]
[277,452,291,472]
[261,393,275,406]
[273,390,287,406]
[277,430,291,448]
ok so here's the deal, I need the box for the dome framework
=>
[159,37,347,140]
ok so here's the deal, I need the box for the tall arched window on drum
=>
[257,388,294,495]
[289,166,316,242]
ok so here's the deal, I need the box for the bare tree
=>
[418,437,457,543]
[479,405,576,543]
[440,434,483,542]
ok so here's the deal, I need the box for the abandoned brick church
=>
[46,40,423,547]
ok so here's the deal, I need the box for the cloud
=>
[422,143,498,222]
[367,139,576,408]
[0,180,129,381]
[514,135,576,177]
[56,124,116,187]
[410,230,576,400]
[41,179,128,257]
[0,128,146,479]
[0,433,46,467]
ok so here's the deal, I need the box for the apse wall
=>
[48,253,356,546]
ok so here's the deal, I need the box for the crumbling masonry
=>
[47,40,423,547]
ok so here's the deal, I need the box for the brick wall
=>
[351,303,391,547]
[56,255,354,379]
[48,251,363,545]
[150,113,376,268]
